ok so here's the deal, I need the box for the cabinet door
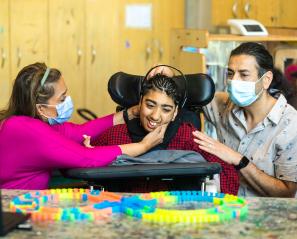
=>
[153,0,184,65]
[49,0,85,123]
[10,0,48,79]
[118,0,155,75]
[85,0,119,116]
[241,0,256,19]
[212,0,241,26]
[0,0,9,108]
[279,0,297,28]
[245,0,280,27]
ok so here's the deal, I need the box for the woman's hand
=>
[113,105,140,125]
[192,131,242,165]
[119,125,167,157]
[127,105,140,120]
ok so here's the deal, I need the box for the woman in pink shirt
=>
[0,63,165,190]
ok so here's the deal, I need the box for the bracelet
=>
[234,156,250,171]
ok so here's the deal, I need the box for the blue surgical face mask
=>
[227,74,265,107]
[41,96,74,125]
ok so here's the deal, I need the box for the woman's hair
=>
[0,62,61,122]
[142,74,181,106]
[230,42,290,94]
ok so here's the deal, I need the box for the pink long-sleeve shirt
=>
[0,115,122,189]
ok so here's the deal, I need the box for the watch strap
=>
[234,156,250,171]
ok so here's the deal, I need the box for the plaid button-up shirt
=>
[94,122,239,195]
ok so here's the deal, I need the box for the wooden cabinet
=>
[0,0,48,108]
[10,0,48,79]
[0,0,9,108]
[49,0,117,120]
[49,0,85,122]
[0,0,184,121]
[153,0,184,65]
[86,0,184,117]
[212,0,240,26]
[85,0,119,118]
[118,0,155,74]
[170,29,297,75]
[118,0,184,74]
[212,0,280,27]
[279,0,297,28]
[244,0,279,27]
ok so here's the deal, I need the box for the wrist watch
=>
[234,156,250,171]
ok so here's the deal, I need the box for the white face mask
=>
[227,74,265,107]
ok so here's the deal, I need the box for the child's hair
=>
[142,74,181,106]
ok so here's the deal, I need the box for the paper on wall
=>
[125,4,152,29]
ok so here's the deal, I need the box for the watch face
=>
[235,156,250,171]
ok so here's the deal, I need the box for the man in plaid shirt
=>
[93,74,239,195]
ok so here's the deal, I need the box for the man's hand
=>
[192,130,242,165]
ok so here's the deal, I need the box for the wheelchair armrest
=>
[63,162,221,181]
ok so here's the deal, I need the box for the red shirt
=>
[94,122,239,195]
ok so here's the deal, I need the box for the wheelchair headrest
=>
[108,72,215,109]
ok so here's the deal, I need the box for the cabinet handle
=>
[91,45,96,64]
[271,16,277,23]
[145,46,151,61]
[232,2,238,18]
[158,46,164,62]
[155,40,163,62]
[77,47,82,64]
[244,2,251,18]
[16,47,22,67]
[1,48,6,67]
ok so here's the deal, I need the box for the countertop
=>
[1,189,297,239]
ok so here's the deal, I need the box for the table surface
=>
[1,189,297,239]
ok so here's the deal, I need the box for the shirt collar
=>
[265,94,287,125]
[231,94,287,126]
